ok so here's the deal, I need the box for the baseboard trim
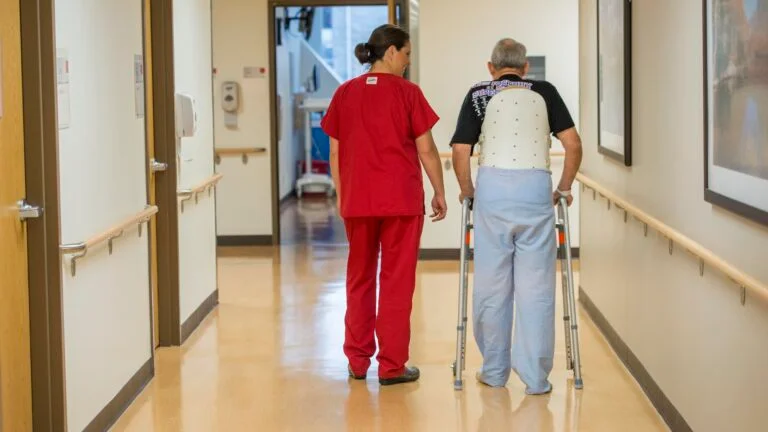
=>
[419,247,579,261]
[82,357,153,432]
[217,235,273,246]
[181,289,219,344]
[579,286,693,432]
[558,247,580,259]
[418,249,472,260]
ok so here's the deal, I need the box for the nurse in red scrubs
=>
[321,24,447,386]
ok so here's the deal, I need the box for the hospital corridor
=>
[1,0,767,432]
[111,198,665,431]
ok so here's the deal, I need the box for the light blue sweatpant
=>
[473,166,556,394]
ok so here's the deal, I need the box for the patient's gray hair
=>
[490,38,527,70]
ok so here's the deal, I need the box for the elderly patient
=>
[449,38,583,394]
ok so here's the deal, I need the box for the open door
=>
[143,0,162,349]
[0,1,34,429]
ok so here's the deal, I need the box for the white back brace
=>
[477,88,552,170]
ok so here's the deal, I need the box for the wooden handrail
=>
[60,205,159,277]
[214,147,266,165]
[178,173,224,212]
[215,147,266,155]
[577,173,768,304]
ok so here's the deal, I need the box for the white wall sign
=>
[134,54,145,118]
[57,49,71,129]
[243,66,266,78]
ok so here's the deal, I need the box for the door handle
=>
[150,159,168,173]
[17,199,43,221]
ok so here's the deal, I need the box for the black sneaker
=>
[348,365,366,380]
[379,366,420,386]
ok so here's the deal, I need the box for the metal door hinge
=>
[17,199,43,221]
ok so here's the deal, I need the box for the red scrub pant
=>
[343,215,424,379]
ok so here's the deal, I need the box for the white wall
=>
[212,0,273,237]
[54,0,151,430]
[579,0,768,430]
[174,0,218,322]
[408,0,420,84]
[418,0,581,249]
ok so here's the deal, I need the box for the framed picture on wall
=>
[597,0,632,166]
[703,0,768,226]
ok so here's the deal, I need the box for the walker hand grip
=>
[463,197,474,211]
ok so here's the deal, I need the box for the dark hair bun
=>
[354,43,371,64]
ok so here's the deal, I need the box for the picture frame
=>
[596,0,632,166]
[703,0,768,227]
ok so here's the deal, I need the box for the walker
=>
[451,196,584,391]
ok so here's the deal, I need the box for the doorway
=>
[268,0,408,246]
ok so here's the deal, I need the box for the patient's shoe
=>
[475,371,506,388]
[525,382,553,395]
[379,366,420,386]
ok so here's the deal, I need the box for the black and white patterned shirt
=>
[450,74,575,153]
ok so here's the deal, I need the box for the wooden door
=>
[0,0,34,429]
[143,0,161,348]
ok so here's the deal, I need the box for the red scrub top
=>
[321,73,439,218]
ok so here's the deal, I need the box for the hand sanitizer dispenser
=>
[175,93,198,138]
[221,81,240,128]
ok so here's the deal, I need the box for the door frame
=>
[142,0,161,349]
[148,0,183,347]
[19,0,67,429]
[267,0,408,244]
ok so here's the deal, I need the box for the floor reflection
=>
[112,197,666,432]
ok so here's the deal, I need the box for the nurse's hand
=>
[430,194,447,222]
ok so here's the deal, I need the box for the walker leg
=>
[454,198,472,391]
[558,197,584,389]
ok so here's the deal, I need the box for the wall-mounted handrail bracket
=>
[741,286,746,306]
[700,259,705,277]
[60,206,158,278]
[107,230,125,255]
[615,204,628,223]
[61,243,87,277]
[178,190,194,213]
[669,239,674,255]
[644,223,648,237]
[177,173,224,213]
[138,219,147,238]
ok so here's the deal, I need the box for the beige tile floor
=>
[112,197,668,431]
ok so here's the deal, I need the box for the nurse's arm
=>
[451,144,473,200]
[416,131,445,198]
[330,138,341,198]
